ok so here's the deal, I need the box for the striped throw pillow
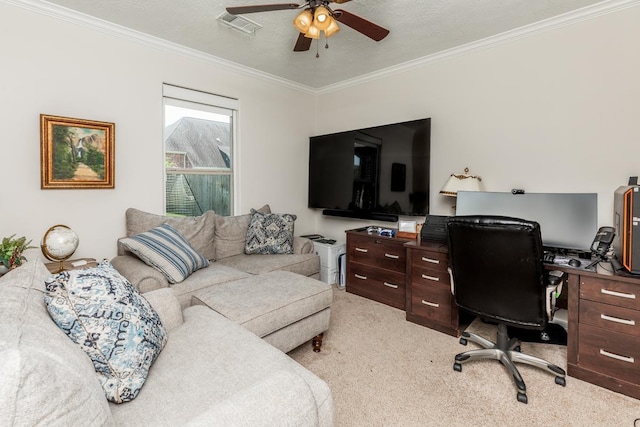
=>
[120,223,209,283]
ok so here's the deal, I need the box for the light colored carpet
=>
[289,286,640,427]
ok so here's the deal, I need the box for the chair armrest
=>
[142,288,184,332]
[447,267,455,295]
[111,254,169,293]
[293,236,314,254]
[545,270,566,319]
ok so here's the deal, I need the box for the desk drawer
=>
[348,235,406,273]
[410,250,447,271]
[579,299,640,337]
[580,276,640,311]
[578,324,640,384]
[347,263,405,309]
[411,266,450,288]
[410,284,453,324]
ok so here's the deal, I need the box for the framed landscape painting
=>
[40,114,115,189]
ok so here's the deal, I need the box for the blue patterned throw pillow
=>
[245,209,297,254]
[44,260,167,403]
[120,223,209,283]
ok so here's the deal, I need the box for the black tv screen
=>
[308,118,431,221]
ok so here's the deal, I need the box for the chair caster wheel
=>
[453,363,462,372]
[459,337,467,346]
[517,392,528,404]
[555,376,566,387]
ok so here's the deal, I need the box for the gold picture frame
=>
[40,114,115,189]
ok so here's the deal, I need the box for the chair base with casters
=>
[453,322,566,404]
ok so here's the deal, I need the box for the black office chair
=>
[446,215,566,404]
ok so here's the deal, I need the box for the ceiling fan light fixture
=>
[304,23,321,39]
[313,6,332,31]
[293,9,313,33]
[324,19,340,37]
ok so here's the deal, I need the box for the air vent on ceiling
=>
[217,11,262,35]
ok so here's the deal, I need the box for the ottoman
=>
[192,270,333,353]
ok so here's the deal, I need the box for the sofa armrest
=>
[185,370,319,427]
[111,255,169,293]
[143,288,184,332]
[294,236,314,254]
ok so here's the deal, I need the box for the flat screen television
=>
[308,118,431,222]
[455,191,598,253]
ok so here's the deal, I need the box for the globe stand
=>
[42,252,72,273]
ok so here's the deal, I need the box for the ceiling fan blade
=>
[293,32,312,51]
[333,9,389,42]
[226,3,300,15]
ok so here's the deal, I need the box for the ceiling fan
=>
[226,1,389,53]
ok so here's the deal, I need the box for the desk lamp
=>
[440,167,483,210]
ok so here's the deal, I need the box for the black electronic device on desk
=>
[421,215,450,242]
[584,226,615,270]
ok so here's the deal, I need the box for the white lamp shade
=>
[439,170,482,196]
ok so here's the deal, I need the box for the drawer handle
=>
[421,300,440,308]
[421,257,440,264]
[383,282,398,289]
[601,289,636,299]
[599,349,635,364]
[421,274,440,282]
[384,253,399,259]
[600,314,636,326]
[354,274,367,280]
[355,247,368,253]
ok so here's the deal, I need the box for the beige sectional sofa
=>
[0,260,334,426]
[0,207,336,425]
[110,206,331,354]
[111,206,321,308]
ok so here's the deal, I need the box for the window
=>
[163,84,238,216]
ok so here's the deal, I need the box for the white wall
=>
[0,2,316,261]
[3,2,639,260]
[314,4,640,242]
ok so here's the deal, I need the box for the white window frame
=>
[162,84,239,215]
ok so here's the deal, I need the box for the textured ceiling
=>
[40,0,607,89]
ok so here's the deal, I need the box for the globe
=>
[41,225,79,272]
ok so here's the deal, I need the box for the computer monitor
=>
[455,191,598,253]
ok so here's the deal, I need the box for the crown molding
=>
[316,0,640,95]
[3,0,638,96]
[2,0,318,95]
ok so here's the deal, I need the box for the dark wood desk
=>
[346,229,640,400]
[562,266,640,400]
[404,240,467,337]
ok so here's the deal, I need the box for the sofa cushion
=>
[44,260,168,403]
[108,305,334,426]
[214,204,271,260]
[125,208,217,261]
[245,210,297,255]
[217,253,320,277]
[120,224,209,284]
[184,370,319,426]
[0,260,113,425]
[169,263,251,309]
[192,271,332,339]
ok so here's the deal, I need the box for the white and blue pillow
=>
[120,223,209,283]
[44,260,167,403]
